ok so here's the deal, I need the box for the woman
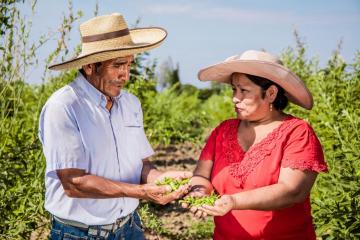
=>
[184,50,328,239]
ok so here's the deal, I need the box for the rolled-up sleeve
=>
[39,101,88,178]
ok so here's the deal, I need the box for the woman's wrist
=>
[191,175,212,185]
[190,183,213,195]
[190,184,208,193]
[230,194,238,210]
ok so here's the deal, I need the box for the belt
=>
[53,213,132,235]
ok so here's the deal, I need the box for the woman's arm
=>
[190,160,214,194]
[200,167,318,216]
[182,160,214,218]
[234,167,317,210]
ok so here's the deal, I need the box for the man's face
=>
[86,55,134,98]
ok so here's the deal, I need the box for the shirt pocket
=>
[121,109,146,161]
[122,109,144,146]
[123,109,143,128]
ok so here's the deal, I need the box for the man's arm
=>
[57,161,192,205]
[56,168,168,200]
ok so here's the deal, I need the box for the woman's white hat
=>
[49,13,167,71]
[198,50,313,110]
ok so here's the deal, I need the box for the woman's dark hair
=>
[245,73,288,110]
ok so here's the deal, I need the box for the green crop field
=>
[0,1,359,239]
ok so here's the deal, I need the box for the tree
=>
[158,57,181,90]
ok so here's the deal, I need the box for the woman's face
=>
[231,73,271,120]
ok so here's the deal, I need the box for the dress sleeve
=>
[199,126,219,161]
[282,122,328,173]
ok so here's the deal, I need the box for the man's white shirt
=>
[38,73,154,225]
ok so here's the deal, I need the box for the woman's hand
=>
[181,185,210,218]
[198,194,236,216]
[181,160,214,218]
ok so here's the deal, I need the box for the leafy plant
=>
[179,192,219,207]
[155,177,190,192]
[138,83,208,145]
[183,218,214,240]
[282,33,360,239]
[138,203,169,235]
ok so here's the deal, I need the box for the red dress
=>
[199,116,328,240]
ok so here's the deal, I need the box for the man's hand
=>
[141,183,190,205]
[198,195,235,216]
[150,170,192,204]
[154,170,193,183]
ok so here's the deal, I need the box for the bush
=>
[200,86,235,129]
[141,83,208,145]
[282,41,360,239]
[0,70,77,238]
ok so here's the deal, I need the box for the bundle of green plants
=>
[179,191,219,207]
[155,177,190,192]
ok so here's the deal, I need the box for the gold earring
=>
[270,103,273,112]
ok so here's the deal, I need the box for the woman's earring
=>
[270,103,273,112]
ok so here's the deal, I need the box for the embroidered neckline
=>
[222,115,300,187]
[235,115,294,153]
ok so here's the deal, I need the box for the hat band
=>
[82,28,130,43]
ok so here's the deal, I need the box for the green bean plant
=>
[155,177,190,192]
[179,192,219,207]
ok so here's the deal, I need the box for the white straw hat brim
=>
[49,27,167,71]
[198,59,313,110]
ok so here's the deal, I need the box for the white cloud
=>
[144,3,360,25]
[144,4,193,14]
[295,13,360,25]
[197,7,293,24]
[197,6,360,25]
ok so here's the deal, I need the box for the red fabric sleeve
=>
[199,126,219,161]
[282,122,328,172]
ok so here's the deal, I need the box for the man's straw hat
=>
[198,50,313,110]
[49,13,167,71]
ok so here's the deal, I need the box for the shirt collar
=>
[74,72,125,107]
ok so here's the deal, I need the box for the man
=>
[38,13,191,239]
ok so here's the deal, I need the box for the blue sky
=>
[20,0,360,87]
